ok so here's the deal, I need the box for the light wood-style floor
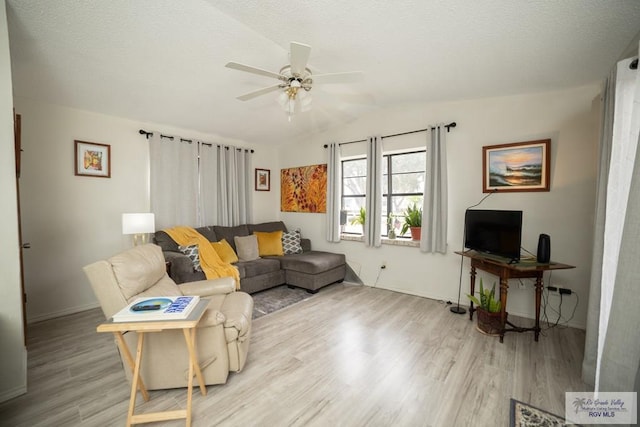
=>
[0,283,590,426]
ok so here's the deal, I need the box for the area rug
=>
[251,285,314,319]
[510,398,579,427]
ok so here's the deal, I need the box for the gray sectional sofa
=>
[154,221,346,294]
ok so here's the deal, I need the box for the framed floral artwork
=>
[482,139,550,193]
[281,164,327,213]
[255,168,270,191]
[75,140,111,178]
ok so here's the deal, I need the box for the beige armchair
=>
[83,243,253,390]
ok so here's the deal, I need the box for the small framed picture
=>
[482,139,550,193]
[255,168,270,191]
[75,140,111,178]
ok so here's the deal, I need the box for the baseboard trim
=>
[27,301,101,324]
[0,384,27,404]
[0,347,27,403]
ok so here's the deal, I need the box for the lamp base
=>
[450,305,466,315]
[133,233,149,246]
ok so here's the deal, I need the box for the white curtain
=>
[421,124,448,253]
[149,134,198,229]
[582,66,616,386]
[216,145,252,226]
[150,136,252,229]
[582,49,640,395]
[365,136,382,247]
[325,143,342,243]
[199,143,219,226]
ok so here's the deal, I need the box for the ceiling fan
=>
[225,42,363,118]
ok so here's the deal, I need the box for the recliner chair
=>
[83,243,253,390]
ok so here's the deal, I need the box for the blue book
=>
[112,296,200,322]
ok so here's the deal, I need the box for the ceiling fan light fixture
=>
[277,86,312,121]
[227,41,363,119]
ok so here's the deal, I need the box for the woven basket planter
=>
[476,308,504,336]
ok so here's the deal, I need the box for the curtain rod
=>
[138,129,254,153]
[323,121,456,148]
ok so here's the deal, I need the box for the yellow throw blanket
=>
[164,226,240,289]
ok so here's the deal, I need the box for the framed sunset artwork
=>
[482,139,550,193]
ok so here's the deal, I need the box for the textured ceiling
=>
[7,0,640,146]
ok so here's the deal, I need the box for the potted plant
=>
[350,207,366,234]
[387,214,396,239]
[467,279,503,335]
[400,203,422,240]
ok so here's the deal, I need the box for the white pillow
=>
[234,235,261,261]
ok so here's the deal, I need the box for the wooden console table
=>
[97,299,209,426]
[456,250,575,343]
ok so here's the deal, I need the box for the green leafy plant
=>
[466,279,501,313]
[350,207,366,226]
[400,203,422,235]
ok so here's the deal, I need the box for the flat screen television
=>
[464,209,523,261]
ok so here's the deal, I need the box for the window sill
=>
[340,234,420,248]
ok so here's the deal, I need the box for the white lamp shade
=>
[122,213,155,235]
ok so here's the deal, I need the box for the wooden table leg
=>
[127,332,145,427]
[113,332,149,402]
[534,274,543,342]
[185,330,194,427]
[183,328,207,396]
[499,276,509,343]
[469,265,477,320]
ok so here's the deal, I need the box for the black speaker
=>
[537,234,550,263]
[339,210,347,226]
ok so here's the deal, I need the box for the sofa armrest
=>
[179,276,236,296]
[163,250,207,284]
[163,251,192,273]
[197,308,226,328]
[301,238,312,252]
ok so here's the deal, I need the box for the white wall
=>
[277,84,601,329]
[0,0,26,402]
[14,96,278,322]
[13,81,600,331]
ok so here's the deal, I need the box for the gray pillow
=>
[234,235,260,261]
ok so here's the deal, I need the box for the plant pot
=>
[410,226,421,241]
[476,308,504,336]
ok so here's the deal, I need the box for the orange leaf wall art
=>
[280,164,327,213]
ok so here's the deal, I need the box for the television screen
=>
[464,209,523,261]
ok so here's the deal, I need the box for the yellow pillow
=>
[253,230,284,256]
[210,239,239,264]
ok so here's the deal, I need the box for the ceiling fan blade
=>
[237,84,283,101]
[225,62,283,80]
[290,42,311,76]
[313,71,364,84]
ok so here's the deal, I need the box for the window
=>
[341,158,367,234]
[341,150,425,237]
